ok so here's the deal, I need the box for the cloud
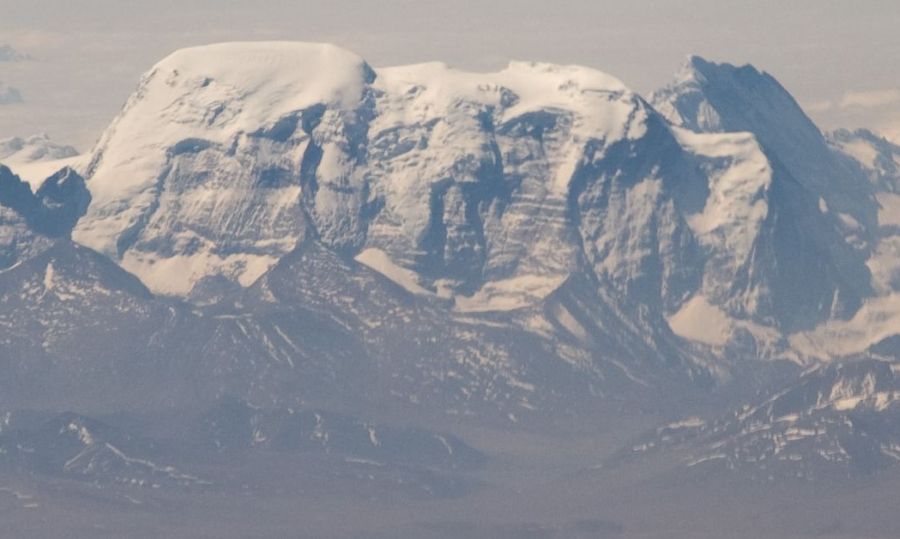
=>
[875,116,900,145]
[4,30,65,52]
[802,88,900,115]
[882,128,900,145]
[0,83,23,105]
[839,88,900,110]
[803,99,834,113]
[0,44,30,62]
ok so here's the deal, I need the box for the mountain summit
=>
[74,41,657,309]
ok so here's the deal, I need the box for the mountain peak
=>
[680,54,717,78]
[75,41,652,297]
[652,54,854,194]
[680,55,767,81]
[655,55,786,133]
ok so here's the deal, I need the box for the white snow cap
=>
[74,41,649,299]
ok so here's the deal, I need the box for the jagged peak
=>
[673,55,775,90]
[684,54,757,72]
[656,54,809,127]
[653,53,840,191]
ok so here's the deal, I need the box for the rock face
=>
[828,129,900,295]
[0,165,90,237]
[0,165,90,270]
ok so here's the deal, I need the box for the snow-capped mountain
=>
[0,134,78,165]
[63,43,894,369]
[74,42,664,310]
[653,56,875,340]
[2,44,900,509]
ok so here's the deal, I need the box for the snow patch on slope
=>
[667,295,733,346]
[43,262,55,291]
[355,248,433,296]
[790,294,900,359]
[676,127,770,258]
[121,251,277,296]
[455,275,567,313]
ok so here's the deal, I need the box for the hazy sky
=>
[1,0,899,150]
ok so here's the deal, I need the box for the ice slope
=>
[829,129,900,294]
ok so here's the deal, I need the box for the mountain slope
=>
[619,359,900,480]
